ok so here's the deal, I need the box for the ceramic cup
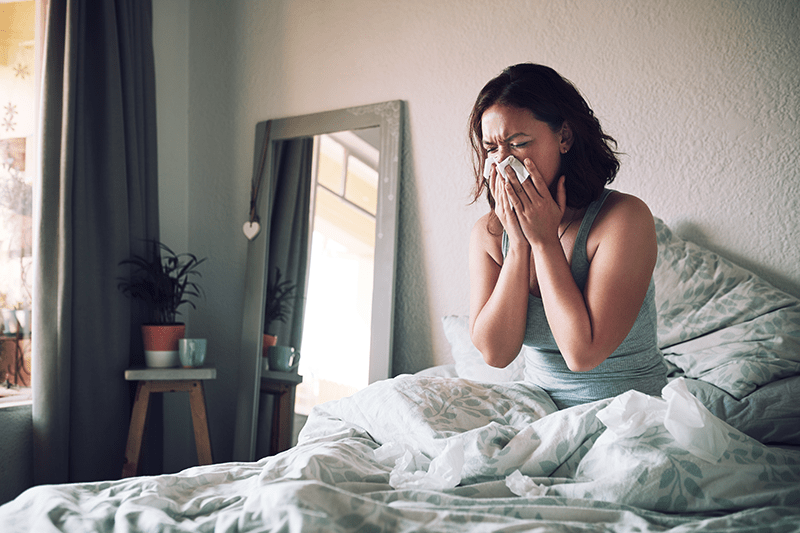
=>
[267,345,300,372]
[178,338,207,368]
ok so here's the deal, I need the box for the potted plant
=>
[262,267,297,357]
[118,240,206,367]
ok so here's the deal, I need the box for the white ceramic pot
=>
[144,350,181,368]
[15,309,31,337]
[1,309,18,335]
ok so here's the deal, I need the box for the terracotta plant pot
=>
[142,324,186,368]
[262,333,277,358]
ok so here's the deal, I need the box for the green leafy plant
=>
[264,267,297,335]
[118,241,206,324]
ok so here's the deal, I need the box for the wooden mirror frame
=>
[233,101,404,462]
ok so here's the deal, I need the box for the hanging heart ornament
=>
[243,221,261,240]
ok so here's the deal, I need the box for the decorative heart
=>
[243,221,261,240]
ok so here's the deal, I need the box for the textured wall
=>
[155,0,799,464]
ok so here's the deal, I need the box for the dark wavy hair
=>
[469,63,620,210]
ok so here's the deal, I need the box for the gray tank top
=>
[502,189,666,409]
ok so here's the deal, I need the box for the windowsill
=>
[0,385,32,408]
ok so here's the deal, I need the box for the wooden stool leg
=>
[122,381,152,478]
[271,388,295,455]
[188,381,213,465]
[269,391,283,456]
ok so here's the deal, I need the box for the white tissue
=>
[595,389,666,438]
[662,378,731,463]
[483,155,530,184]
[505,469,547,497]
[377,439,464,490]
[373,441,415,465]
[596,378,731,463]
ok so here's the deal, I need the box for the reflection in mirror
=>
[297,128,380,414]
[234,101,403,462]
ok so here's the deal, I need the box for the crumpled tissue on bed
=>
[596,378,732,463]
[374,439,464,490]
[505,469,547,497]
[483,155,531,184]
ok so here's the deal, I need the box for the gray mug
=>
[178,338,207,367]
[267,345,300,372]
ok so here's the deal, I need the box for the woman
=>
[468,63,666,409]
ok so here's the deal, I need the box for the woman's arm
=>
[468,214,530,367]
[469,163,537,367]
[501,161,657,371]
[531,192,657,371]
[470,157,657,372]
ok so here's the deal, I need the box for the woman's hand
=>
[488,161,528,248]
[502,158,567,248]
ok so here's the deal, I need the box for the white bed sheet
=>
[2,374,798,533]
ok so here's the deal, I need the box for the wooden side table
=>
[1,333,31,387]
[260,370,303,456]
[122,366,216,478]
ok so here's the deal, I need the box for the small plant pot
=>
[142,324,185,368]
[262,333,278,358]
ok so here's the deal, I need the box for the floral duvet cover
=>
[2,374,798,533]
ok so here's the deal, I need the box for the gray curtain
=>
[266,138,314,350]
[33,0,159,484]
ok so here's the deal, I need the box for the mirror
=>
[233,101,404,462]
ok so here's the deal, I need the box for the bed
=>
[2,217,799,532]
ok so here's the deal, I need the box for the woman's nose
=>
[494,145,509,162]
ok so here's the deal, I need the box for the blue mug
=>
[178,338,207,367]
[267,345,300,372]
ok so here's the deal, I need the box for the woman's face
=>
[480,104,569,189]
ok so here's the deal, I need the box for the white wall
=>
[153,0,193,472]
[154,0,800,466]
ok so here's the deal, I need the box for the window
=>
[295,129,379,416]
[1,0,38,406]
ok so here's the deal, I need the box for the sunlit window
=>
[295,130,379,416]
[1,0,38,406]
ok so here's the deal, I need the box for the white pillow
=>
[441,315,525,382]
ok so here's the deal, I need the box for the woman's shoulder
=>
[588,191,656,256]
[471,211,502,237]
[596,190,654,228]
[470,212,504,259]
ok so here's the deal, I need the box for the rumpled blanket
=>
[2,374,799,532]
